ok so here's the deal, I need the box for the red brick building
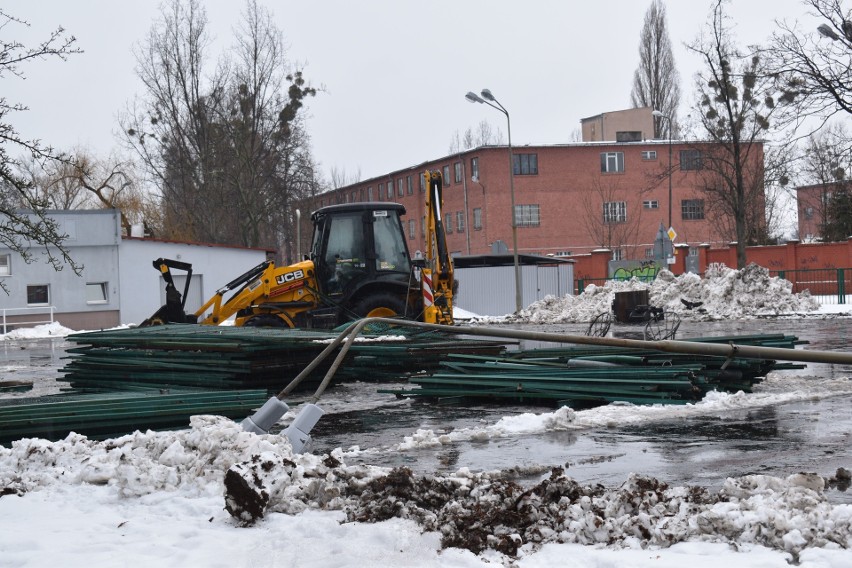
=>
[796,182,835,242]
[302,139,764,262]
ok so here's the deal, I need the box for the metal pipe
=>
[357,318,852,365]
[274,317,852,403]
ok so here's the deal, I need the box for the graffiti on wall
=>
[610,260,660,282]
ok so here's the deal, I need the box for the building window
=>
[454,162,463,183]
[408,219,416,239]
[603,201,627,223]
[368,186,374,200]
[420,173,426,192]
[612,249,625,261]
[397,179,404,197]
[444,213,453,233]
[351,191,357,203]
[679,149,703,171]
[682,199,705,220]
[643,200,659,209]
[600,152,625,173]
[804,207,814,220]
[443,165,451,185]
[473,207,482,230]
[645,248,655,259]
[86,282,108,304]
[641,150,657,160]
[456,211,465,233]
[0,254,10,276]
[514,204,541,227]
[406,175,413,195]
[513,153,538,175]
[470,157,479,180]
[27,284,49,306]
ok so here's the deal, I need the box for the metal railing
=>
[1,306,56,335]
[769,268,849,305]
[577,268,851,305]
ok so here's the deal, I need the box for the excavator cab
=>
[310,203,417,320]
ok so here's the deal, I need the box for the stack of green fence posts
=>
[0,389,270,444]
[1,324,507,444]
[380,333,806,408]
[60,324,508,393]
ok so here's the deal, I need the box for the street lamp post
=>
[466,89,522,313]
[652,110,673,230]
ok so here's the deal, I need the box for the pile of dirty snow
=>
[4,413,849,562]
[501,264,821,324]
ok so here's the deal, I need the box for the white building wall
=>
[454,263,573,317]
[0,209,122,318]
[119,238,269,325]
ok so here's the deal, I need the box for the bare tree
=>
[798,122,852,239]
[803,122,852,184]
[688,0,796,267]
[329,166,362,189]
[822,182,852,241]
[769,0,852,125]
[580,175,647,258]
[448,120,505,153]
[0,9,83,291]
[122,0,318,255]
[630,0,681,138]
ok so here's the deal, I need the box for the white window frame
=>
[643,200,659,210]
[456,211,465,233]
[514,204,541,227]
[641,150,657,160]
[682,199,705,220]
[0,254,10,277]
[603,201,627,224]
[473,208,482,230]
[601,152,625,173]
[86,282,109,304]
[26,284,50,306]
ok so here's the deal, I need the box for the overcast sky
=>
[5,0,820,184]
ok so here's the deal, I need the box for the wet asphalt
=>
[2,317,851,502]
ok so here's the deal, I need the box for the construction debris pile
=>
[382,333,806,407]
[0,324,506,444]
[59,324,505,392]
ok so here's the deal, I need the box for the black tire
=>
[350,291,407,319]
[243,314,290,328]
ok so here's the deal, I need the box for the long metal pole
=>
[505,110,522,313]
[275,317,852,400]
[667,122,673,230]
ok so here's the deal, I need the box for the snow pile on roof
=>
[499,264,822,324]
[2,414,850,562]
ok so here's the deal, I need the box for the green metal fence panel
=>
[769,267,851,305]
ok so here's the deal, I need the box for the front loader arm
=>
[139,258,196,326]
[194,261,274,325]
[422,170,454,325]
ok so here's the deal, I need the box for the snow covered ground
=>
[1,265,851,567]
